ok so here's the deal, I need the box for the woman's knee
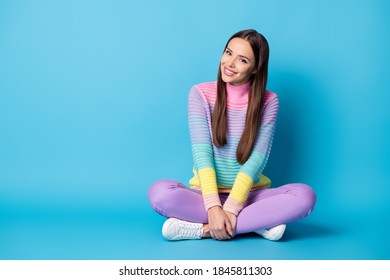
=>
[292,183,317,214]
[148,179,182,210]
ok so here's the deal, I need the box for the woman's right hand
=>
[207,206,234,240]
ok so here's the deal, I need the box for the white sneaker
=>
[255,224,286,241]
[162,218,203,241]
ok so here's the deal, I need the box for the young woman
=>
[148,29,316,241]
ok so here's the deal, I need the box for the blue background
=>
[1,0,389,259]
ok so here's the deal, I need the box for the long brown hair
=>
[212,29,269,164]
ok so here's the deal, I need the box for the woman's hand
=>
[224,211,237,236]
[207,206,234,240]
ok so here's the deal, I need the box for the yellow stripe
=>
[198,168,218,196]
[254,174,271,188]
[229,172,254,204]
[190,170,271,189]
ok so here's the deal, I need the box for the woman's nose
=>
[228,57,235,68]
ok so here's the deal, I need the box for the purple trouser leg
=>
[148,179,316,234]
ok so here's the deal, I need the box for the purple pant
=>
[148,180,316,234]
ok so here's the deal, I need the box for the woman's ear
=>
[251,65,257,75]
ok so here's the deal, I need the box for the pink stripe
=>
[196,81,217,106]
[203,193,222,211]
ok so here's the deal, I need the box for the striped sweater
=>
[188,81,279,215]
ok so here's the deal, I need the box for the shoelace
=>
[177,221,202,238]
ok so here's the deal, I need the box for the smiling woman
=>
[148,29,316,242]
[220,38,257,86]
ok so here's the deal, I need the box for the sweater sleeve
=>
[223,94,279,215]
[188,86,221,211]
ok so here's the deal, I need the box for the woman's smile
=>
[223,66,237,76]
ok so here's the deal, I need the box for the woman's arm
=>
[223,93,279,216]
[188,86,221,210]
[188,86,233,240]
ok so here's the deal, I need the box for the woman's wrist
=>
[224,209,237,217]
[204,197,222,212]
[207,205,223,215]
[223,197,243,216]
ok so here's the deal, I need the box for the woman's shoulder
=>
[191,81,217,92]
[264,90,278,104]
[189,81,217,104]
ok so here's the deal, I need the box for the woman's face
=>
[220,37,256,86]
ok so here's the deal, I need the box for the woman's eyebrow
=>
[239,55,251,61]
[226,47,251,61]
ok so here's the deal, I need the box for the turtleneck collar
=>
[226,81,251,108]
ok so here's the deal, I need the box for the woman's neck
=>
[226,82,251,108]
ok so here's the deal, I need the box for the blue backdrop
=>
[1,0,389,259]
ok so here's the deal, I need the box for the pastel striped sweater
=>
[188,81,279,215]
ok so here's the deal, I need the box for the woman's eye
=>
[240,59,248,64]
[225,50,231,55]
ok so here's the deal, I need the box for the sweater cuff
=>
[203,193,222,212]
[222,197,243,216]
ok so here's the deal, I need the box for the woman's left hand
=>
[224,211,237,237]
